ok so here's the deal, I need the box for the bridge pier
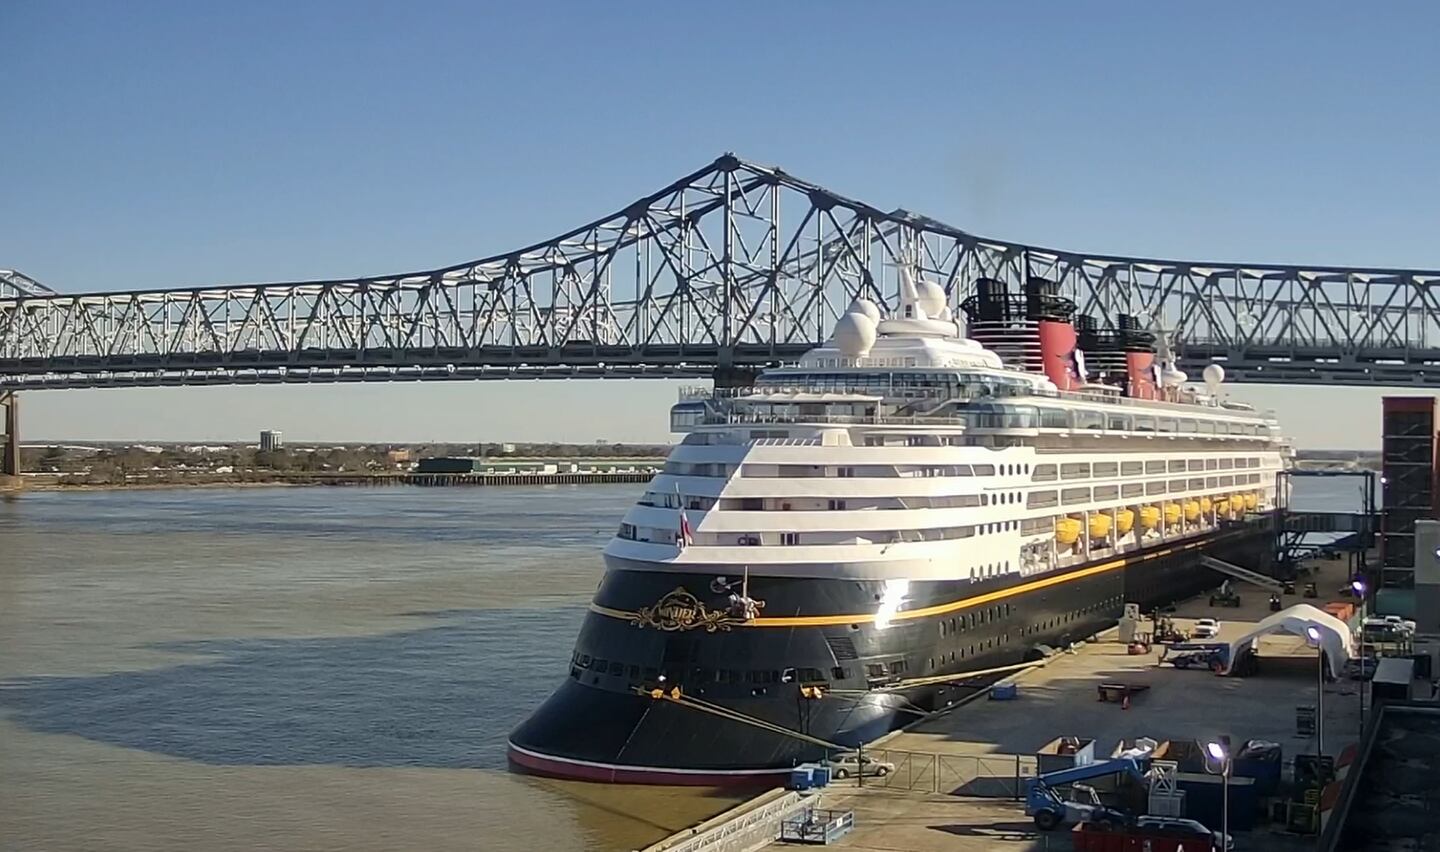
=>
[1,391,18,487]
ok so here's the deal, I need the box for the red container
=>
[1323,601,1355,623]
[1073,823,1210,852]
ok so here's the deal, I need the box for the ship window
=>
[1060,463,1090,480]
[1062,487,1090,505]
[1188,459,1206,471]
[579,654,592,667]
[827,499,847,510]
[1032,464,1058,482]
[1038,408,1069,429]
[1219,458,1234,470]
[1168,459,1187,472]
[973,464,996,476]
[1147,481,1167,495]
[1093,462,1118,477]
[1146,460,1167,474]
[1134,416,1156,432]
[1169,480,1187,493]
[831,666,850,680]
[1122,483,1144,498]
[865,663,885,679]
[592,658,608,671]
[1094,485,1118,501]
[1122,461,1143,476]
[1158,418,1177,433]
[1207,476,1219,487]
[1108,414,1131,431]
[889,660,907,675]
[781,532,800,546]
[1189,478,1205,489]
[609,662,624,676]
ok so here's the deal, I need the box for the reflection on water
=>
[0,486,742,852]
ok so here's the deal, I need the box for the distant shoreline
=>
[19,471,655,493]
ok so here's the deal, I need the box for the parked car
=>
[1134,815,1233,850]
[1192,618,1221,639]
[824,753,894,779]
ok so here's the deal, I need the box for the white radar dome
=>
[918,280,947,318]
[1202,363,1226,391]
[834,310,878,358]
[848,297,882,324]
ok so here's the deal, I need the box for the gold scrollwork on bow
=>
[626,586,763,632]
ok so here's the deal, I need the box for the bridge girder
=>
[4,154,1440,390]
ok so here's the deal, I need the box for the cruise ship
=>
[508,272,1288,785]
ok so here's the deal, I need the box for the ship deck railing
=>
[682,382,1275,422]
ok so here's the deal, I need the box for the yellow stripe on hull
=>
[590,534,1240,629]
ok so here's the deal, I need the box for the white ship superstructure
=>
[608,273,1287,587]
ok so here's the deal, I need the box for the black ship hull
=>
[508,520,1273,785]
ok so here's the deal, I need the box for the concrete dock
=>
[755,556,1378,852]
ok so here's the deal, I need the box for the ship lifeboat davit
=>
[1139,506,1161,531]
[1055,517,1082,546]
[1088,513,1113,540]
[1183,500,1201,522]
[1115,508,1135,536]
[1163,502,1181,526]
[1244,493,1259,511]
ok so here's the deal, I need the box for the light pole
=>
[1352,579,1367,738]
[1307,626,1325,760]
[1205,740,1231,851]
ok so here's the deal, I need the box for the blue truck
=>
[1160,642,1232,671]
[1025,757,1148,831]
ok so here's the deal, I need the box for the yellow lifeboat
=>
[1231,494,1246,516]
[1163,502,1181,526]
[1088,513,1113,540]
[1139,506,1161,531]
[1244,493,1259,511]
[1213,497,1230,517]
[1183,500,1201,522]
[1115,508,1135,536]
[1055,517,1082,546]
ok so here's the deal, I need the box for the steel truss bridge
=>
[4,154,1440,391]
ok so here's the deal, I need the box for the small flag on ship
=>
[675,484,693,549]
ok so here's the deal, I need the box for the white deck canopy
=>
[1228,604,1355,679]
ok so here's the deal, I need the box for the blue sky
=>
[5,1,1438,447]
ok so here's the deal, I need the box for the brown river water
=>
[0,485,744,852]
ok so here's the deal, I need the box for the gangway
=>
[1200,555,1284,593]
